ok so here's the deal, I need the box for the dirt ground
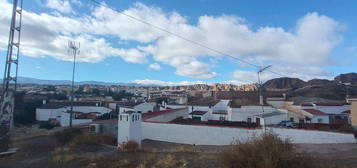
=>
[1,127,357,168]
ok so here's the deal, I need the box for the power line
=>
[89,0,286,77]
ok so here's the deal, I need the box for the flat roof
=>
[189,111,208,115]
[255,112,284,118]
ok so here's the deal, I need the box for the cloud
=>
[133,79,206,86]
[0,0,146,64]
[232,66,334,84]
[149,63,161,70]
[232,70,275,84]
[0,0,343,80]
[46,0,72,14]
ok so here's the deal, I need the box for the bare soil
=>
[1,129,357,168]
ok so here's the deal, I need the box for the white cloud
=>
[133,79,206,86]
[232,70,274,84]
[149,63,161,70]
[46,0,72,14]
[0,0,146,64]
[0,0,344,80]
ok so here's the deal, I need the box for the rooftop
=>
[38,101,100,109]
[189,111,208,115]
[142,108,185,121]
[303,109,327,116]
[255,111,284,118]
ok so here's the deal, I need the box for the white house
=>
[134,102,159,113]
[118,102,159,114]
[36,101,112,126]
[302,109,329,124]
[293,102,351,124]
[186,98,286,125]
[117,111,142,148]
[228,101,278,123]
[254,111,287,126]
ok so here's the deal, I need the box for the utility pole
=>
[257,65,272,133]
[0,0,23,153]
[68,41,80,127]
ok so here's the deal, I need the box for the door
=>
[256,118,260,125]
[192,116,202,121]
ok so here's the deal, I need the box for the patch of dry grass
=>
[119,140,139,152]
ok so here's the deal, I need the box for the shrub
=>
[220,133,322,168]
[120,141,139,152]
[53,128,83,146]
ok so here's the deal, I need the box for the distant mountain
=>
[262,73,357,100]
[14,77,138,86]
[334,73,357,84]
[263,77,307,91]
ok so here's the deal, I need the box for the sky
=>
[0,0,356,86]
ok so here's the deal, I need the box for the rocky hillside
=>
[263,77,307,91]
[263,73,357,100]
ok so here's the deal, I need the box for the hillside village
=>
[17,73,354,146]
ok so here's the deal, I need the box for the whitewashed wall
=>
[230,106,277,122]
[36,108,62,121]
[255,113,288,126]
[142,122,357,145]
[134,103,154,113]
[119,107,135,114]
[166,104,186,109]
[63,106,111,115]
[60,112,92,126]
[310,115,330,124]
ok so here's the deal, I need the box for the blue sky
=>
[0,0,356,85]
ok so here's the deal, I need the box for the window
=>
[120,115,122,121]
[290,117,294,122]
[247,118,252,123]
[318,118,323,123]
[126,116,128,121]
[219,116,225,121]
[132,115,135,122]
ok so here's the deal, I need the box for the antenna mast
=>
[68,41,80,127]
